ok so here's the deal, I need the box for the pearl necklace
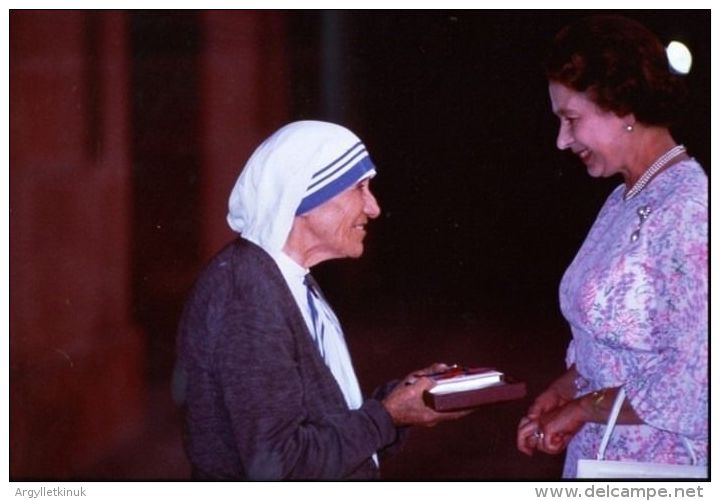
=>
[624,145,686,201]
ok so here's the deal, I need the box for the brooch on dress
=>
[630,205,652,243]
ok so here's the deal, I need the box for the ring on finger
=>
[533,430,545,441]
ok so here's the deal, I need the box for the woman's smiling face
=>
[549,81,632,180]
[298,178,381,261]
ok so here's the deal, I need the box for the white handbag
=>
[576,387,707,479]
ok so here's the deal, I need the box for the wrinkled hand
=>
[383,364,472,427]
[400,362,450,385]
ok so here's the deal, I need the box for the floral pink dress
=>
[559,159,708,478]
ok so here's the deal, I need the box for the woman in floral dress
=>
[516,15,707,478]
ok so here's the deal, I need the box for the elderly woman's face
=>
[300,178,381,261]
[549,81,631,179]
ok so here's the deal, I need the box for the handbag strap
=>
[595,386,697,465]
[596,387,626,460]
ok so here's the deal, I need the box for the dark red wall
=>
[10,10,288,479]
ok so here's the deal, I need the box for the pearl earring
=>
[625,124,634,132]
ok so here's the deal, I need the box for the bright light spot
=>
[666,41,692,74]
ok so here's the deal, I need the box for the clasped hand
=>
[517,385,585,456]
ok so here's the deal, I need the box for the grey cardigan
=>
[175,238,401,479]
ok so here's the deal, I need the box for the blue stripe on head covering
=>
[307,143,367,191]
[295,155,376,215]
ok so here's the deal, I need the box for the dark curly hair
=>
[544,15,687,126]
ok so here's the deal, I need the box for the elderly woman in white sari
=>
[174,121,468,480]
